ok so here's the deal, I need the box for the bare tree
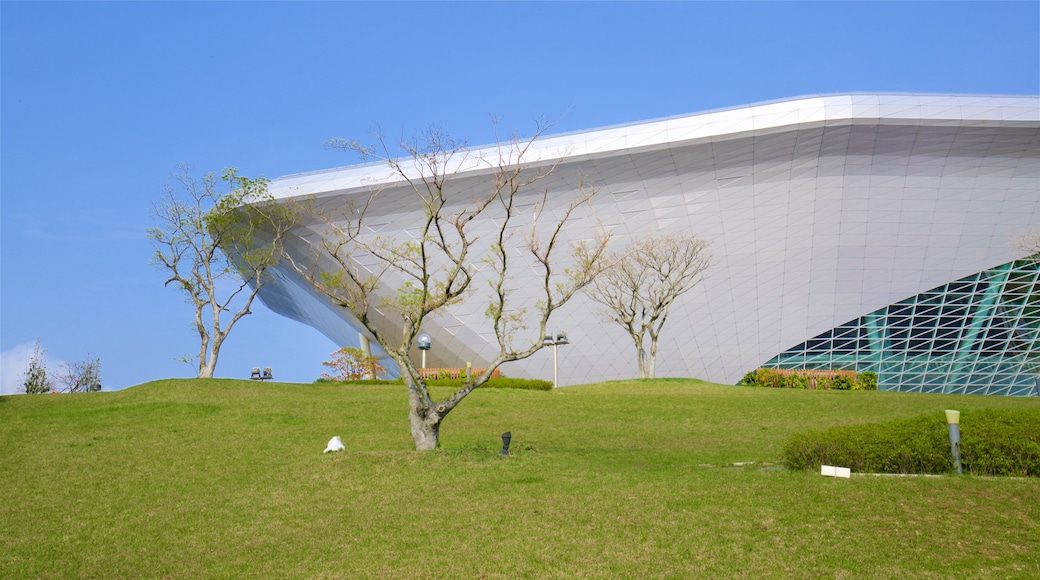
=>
[280,124,611,450]
[57,355,102,392]
[149,167,297,379]
[584,233,711,379]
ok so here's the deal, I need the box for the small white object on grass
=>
[821,465,851,478]
[324,436,345,453]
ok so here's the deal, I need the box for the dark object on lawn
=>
[500,431,512,455]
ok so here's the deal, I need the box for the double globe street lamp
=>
[543,331,569,388]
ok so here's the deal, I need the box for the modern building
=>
[259,94,1040,395]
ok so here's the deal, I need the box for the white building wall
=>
[256,95,1040,387]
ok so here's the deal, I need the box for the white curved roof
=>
[258,94,1040,389]
[269,94,1039,199]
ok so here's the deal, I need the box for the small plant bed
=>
[783,408,1040,476]
[314,376,552,391]
[741,367,877,390]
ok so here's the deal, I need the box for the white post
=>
[553,343,559,388]
[946,410,962,475]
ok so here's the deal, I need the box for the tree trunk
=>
[198,342,220,379]
[405,384,445,450]
[647,334,658,379]
[198,358,217,379]
[409,407,441,450]
[634,333,650,379]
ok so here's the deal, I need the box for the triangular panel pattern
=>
[762,258,1040,396]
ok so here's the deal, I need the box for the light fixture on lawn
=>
[543,331,569,388]
[945,409,962,475]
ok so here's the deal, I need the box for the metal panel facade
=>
[256,95,1040,392]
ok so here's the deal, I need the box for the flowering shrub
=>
[321,347,387,381]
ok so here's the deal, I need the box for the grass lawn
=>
[2,378,1039,578]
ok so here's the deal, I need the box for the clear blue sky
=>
[2,1,1038,394]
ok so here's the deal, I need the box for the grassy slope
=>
[2,378,1039,578]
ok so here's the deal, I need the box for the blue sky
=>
[2,1,1038,394]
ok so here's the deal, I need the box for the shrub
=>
[23,340,53,394]
[314,377,398,385]
[740,368,873,391]
[854,371,878,391]
[960,408,1040,476]
[321,347,387,381]
[782,408,1040,476]
[480,377,553,391]
[831,374,854,391]
[753,368,781,388]
[424,377,552,391]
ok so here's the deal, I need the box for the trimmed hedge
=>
[313,376,553,391]
[424,377,553,391]
[960,409,1040,476]
[782,408,1040,476]
[313,378,397,386]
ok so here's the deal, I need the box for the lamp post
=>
[418,333,431,370]
[543,331,569,388]
[946,409,962,475]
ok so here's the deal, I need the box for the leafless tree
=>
[57,355,102,392]
[281,123,611,450]
[584,233,711,379]
[149,167,298,379]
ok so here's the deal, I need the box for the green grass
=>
[2,378,1039,578]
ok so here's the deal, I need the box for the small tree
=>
[22,340,53,394]
[278,123,611,449]
[57,355,102,392]
[149,167,298,379]
[322,347,388,381]
[584,233,711,378]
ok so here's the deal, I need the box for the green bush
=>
[960,408,1040,476]
[741,368,875,391]
[782,408,1040,476]
[854,371,878,391]
[480,377,553,391]
[424,377,552,391]
[314,377,399,385]
[831,374,854,391]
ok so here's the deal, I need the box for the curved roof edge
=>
[269,93,1040,199]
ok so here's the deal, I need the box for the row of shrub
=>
[782,408,1040,476]
[741,368,878,391]
[314,376,553,391]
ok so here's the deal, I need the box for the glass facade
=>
[764,258,1040,396]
